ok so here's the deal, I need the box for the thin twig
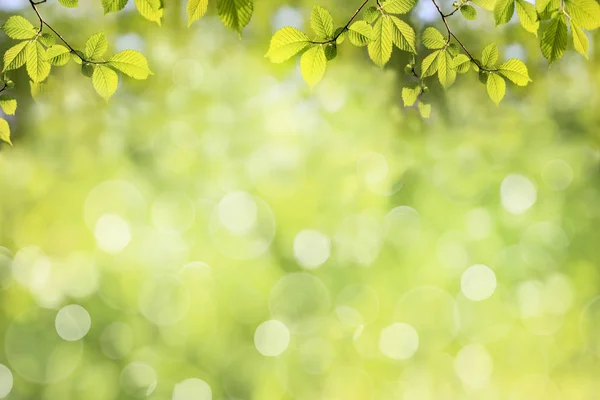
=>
[312,0,372,44]
[28,0,104,65]
[430,0,488,71]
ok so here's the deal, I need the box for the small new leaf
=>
[486,73,506,104]
[418,101,431,118]
[311,6,334,39]
[402,86,421,107]
[300,45,327,88]
[0,96,17,115]
[460,5,477,19]
[2,16,36,40]
[422,27,446,49]
[92,65,118,100]
[0,118,11,145]
[266,27,310,63]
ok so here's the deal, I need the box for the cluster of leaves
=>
[266,0,599,118]
[0,12,151,145]
[0,0,256,146]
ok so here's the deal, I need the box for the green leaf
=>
[311,6,334,39]
[108,50,152,79]
[537,0,560,17]
[565,0,600,30]
[324,43,337,60]
[2,16,36,40]
[402,85,421,107]
[418,101,431,118]
[421,50,442,78]
[516,0,539,35]
[134,0,163,25]
[536,0,552,12]
[540,14,567,63]
[81,63,94,78]
[47,45,71,66]
[58,0,78,7]
[85,32,108,60]
[300,45,326,88]
[571,22,589,58]
[0,118,11,146]
[471,0,495,10]
[486,73,506,104]
[452,54,471,73]
[437,50,457,89]
[383,0,418,14]
[364,6,379,23]
[217,0,253,34]
[460,5,478,19]
[367,16,394,68]
[0,96,17,115]
[102,0,129,14]
[92,65,119,100]
[26,41,51,83]
[494,0,515,25]
[422,27,446,49]
[3,41,29,72]
[265,27,310,63]
[498,58,531,85]
[389,16,416,53]
[187,0,209,26]
[38,33,56,47]
[348,21,373,46]
[481,43,499,67]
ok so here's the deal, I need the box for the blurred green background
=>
[1,0,600,399]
